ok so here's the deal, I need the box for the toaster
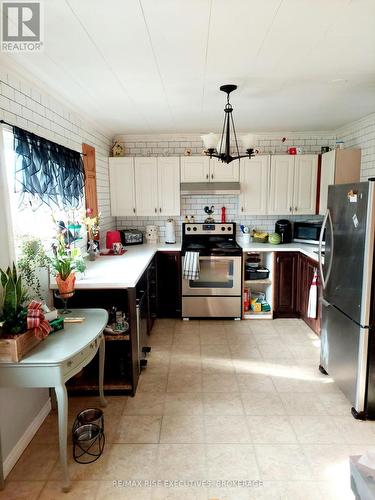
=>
[120,229,143,246]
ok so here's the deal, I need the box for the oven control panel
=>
[184,223,235,235]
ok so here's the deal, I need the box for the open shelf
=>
[244,279,272,285]
[244,311,273,320]
[243,251,274,320]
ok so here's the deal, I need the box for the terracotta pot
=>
[56,272,76,298]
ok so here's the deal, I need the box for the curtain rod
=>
[0,119,87,156]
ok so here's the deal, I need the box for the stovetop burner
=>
[186,243,205,250]
[181,222,242,256]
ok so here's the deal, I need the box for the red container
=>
[106,230,121,250]
[288,147,297,155]
[221,206,226,223]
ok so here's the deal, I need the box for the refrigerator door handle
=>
[319,209,334,290]
[320,297,331,307]
[325,209,334,287]
[319,210,329,289]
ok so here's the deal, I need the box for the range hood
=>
[180,182,241,196]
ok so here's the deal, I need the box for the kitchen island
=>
[51,243,181,396]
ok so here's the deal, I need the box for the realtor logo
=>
[1,1,43,51]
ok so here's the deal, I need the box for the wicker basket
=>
[0,329,41,362]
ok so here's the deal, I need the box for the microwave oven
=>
[293,221,325,245]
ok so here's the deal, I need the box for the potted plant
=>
[17,236,49,299]
[50,234,85,298]
[0,265,43,362]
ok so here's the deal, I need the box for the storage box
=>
[0,330,41,362]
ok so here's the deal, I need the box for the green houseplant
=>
[0,264,44,362]
[0,264,28,336]
[17,237,49,299]
[50,234,86,298]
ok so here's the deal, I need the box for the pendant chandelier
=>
[201,84,256,164]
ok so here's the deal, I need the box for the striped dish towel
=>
[183,252,200,280]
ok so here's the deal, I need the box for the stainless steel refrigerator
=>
[319,180,375,420]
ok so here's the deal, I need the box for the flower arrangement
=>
[82,208,100,260]
[82,208,100,241]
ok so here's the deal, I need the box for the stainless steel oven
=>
[181,223,242,319]
[182,256,242,296]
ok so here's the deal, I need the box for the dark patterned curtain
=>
[13,126,85,209]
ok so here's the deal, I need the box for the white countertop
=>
[238,239,321,262]
[50,240,321,290]
[50,242,181,290]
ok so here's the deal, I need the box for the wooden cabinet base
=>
[273,252,299,317]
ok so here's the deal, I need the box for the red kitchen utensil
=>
[221,206,226,223]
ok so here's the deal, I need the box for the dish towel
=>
[183,252,200,280]
[307,269,318,319]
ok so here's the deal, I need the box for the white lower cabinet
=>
[109,157,136,216]
[110,156,180,217]
[269,154,318,216]
[239,156,270,215]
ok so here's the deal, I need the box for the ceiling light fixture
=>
[201,84,256,164]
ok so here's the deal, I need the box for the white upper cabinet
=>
[268,155,295,215]
[157,157,180,216]
[319,150,335,215]
[269,155,318,215]
[210,159,240,182]
[318,149,360,215]
[239,156,270,215]
[268,155,318,215]
[180,156,210,182]
[134,157,159,216]
[293,155,318,215]
[180,156,239,182]
[109,157,136,216]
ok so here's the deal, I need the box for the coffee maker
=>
[275,219,292,244]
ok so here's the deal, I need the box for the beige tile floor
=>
[2,318,375,499]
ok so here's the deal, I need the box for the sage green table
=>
[0,308,108,492]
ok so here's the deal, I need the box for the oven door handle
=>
[188,256,242,261]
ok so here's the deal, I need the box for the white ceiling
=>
[1,0,375,135]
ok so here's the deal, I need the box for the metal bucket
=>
[72,423,105,464]
[76,408,104,431]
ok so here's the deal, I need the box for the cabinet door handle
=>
[295,206,298,212]
[277,256,280,263]
[154,208,157,213]
[206,173,209,180]
[133,208,136,213]
[159,208,162,213]
[211,173,214,179]
[241,207,244,212]
[289,206,292,212]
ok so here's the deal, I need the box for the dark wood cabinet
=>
[157,251,181,317]
[147,257,157,332]
[274,252,299,317]
[298,253,321,335]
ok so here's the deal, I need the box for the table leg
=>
[55,384,70,493]
[99,335,107,408]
